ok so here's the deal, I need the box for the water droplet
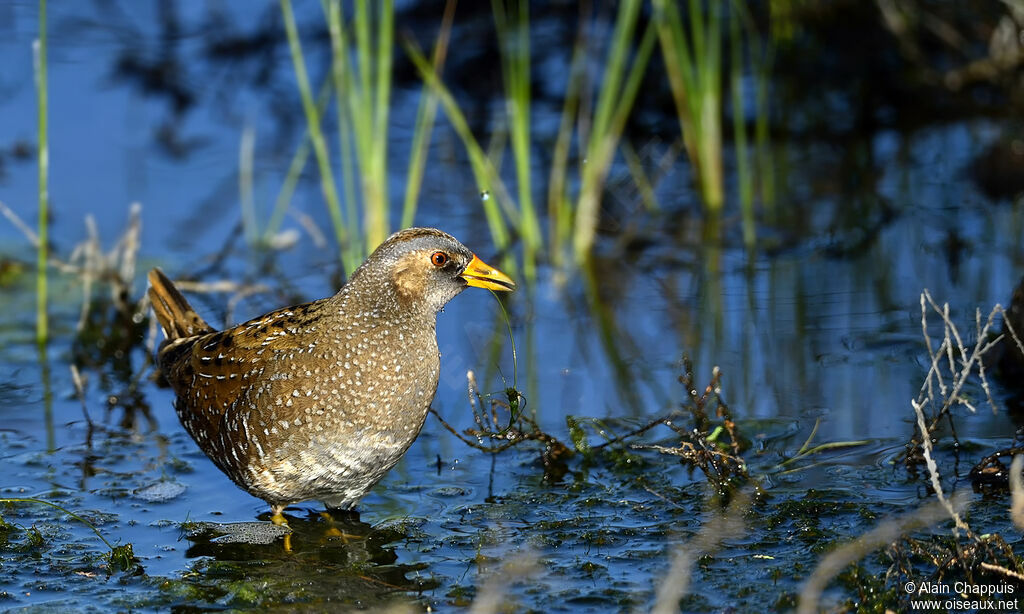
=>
[480,191,490,201]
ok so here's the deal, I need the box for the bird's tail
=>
[147,268,214,342]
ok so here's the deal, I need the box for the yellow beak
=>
[460,254,515,292]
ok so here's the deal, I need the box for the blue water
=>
[1,2,1023,611]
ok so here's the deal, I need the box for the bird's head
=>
[348,227,515,314]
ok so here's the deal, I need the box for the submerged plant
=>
[0,497,140,573]
[436,356,752,495]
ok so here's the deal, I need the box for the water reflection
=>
[179,511,437,610]
[3,1,1024,611]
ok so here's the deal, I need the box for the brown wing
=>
[157,298,333,484]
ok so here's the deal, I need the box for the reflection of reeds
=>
[35,0,49,346]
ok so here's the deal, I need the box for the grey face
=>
[352,228,477,314]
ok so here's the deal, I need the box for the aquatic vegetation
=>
[272,0,777,271]
[0,497,139,574]
[408,0,656,271]
[434,358,751,496]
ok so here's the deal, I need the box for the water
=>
[1,2,1023,612]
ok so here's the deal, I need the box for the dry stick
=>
[980,561,1024,582]
[172,281,270,316]
[0,199,95,276]
[590,415,676,451]
[69,364,92,428]
[913,398,970,534]
[796,494,968,614]
[0,199,40,245]
[468,551,541,614]
[1000,306,1024,357]
[650,494,748,614]
[75,215,99,332]
[926,292,1002,414]
[915,291,1004,436]
[117,203,141,290]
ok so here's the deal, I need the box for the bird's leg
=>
[270,505,294,551]
[271,504,288,526]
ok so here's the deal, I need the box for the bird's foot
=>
[320,511,364,542]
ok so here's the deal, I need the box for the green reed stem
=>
[369,0,393,247]
[547,14,586,268]
[493,0,540,281]
[280,0,351,272]
[404,39,513,260]
[730,0,754,247]
[35,0,48,347]
[622,141,660,211]
[401,0,456,229]
[326,0,363,268]
[573,0,656,261]
[325,0,396,256]
[263,80,332,243]
[754,33,775,213]
[2,497,115,551]
[654,0,725,216]
[352,0,392,249]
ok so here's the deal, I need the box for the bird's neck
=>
[332,269,435,329]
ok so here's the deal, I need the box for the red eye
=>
[430,251,449,267]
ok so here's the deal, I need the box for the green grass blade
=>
[404,38,512,260]
[263,79,332,242]
[493,0,541,278]
[280,0,350,271]
[655,0,726,215]
[35,0,48,347]
[622,141,660,211]
[573,0,655,261]
[366,0,393,248]
[401,0,456,229]
[730,0,754,246]
[546,18,586,268]
[754,31,775,212]
[326,0,363,268]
